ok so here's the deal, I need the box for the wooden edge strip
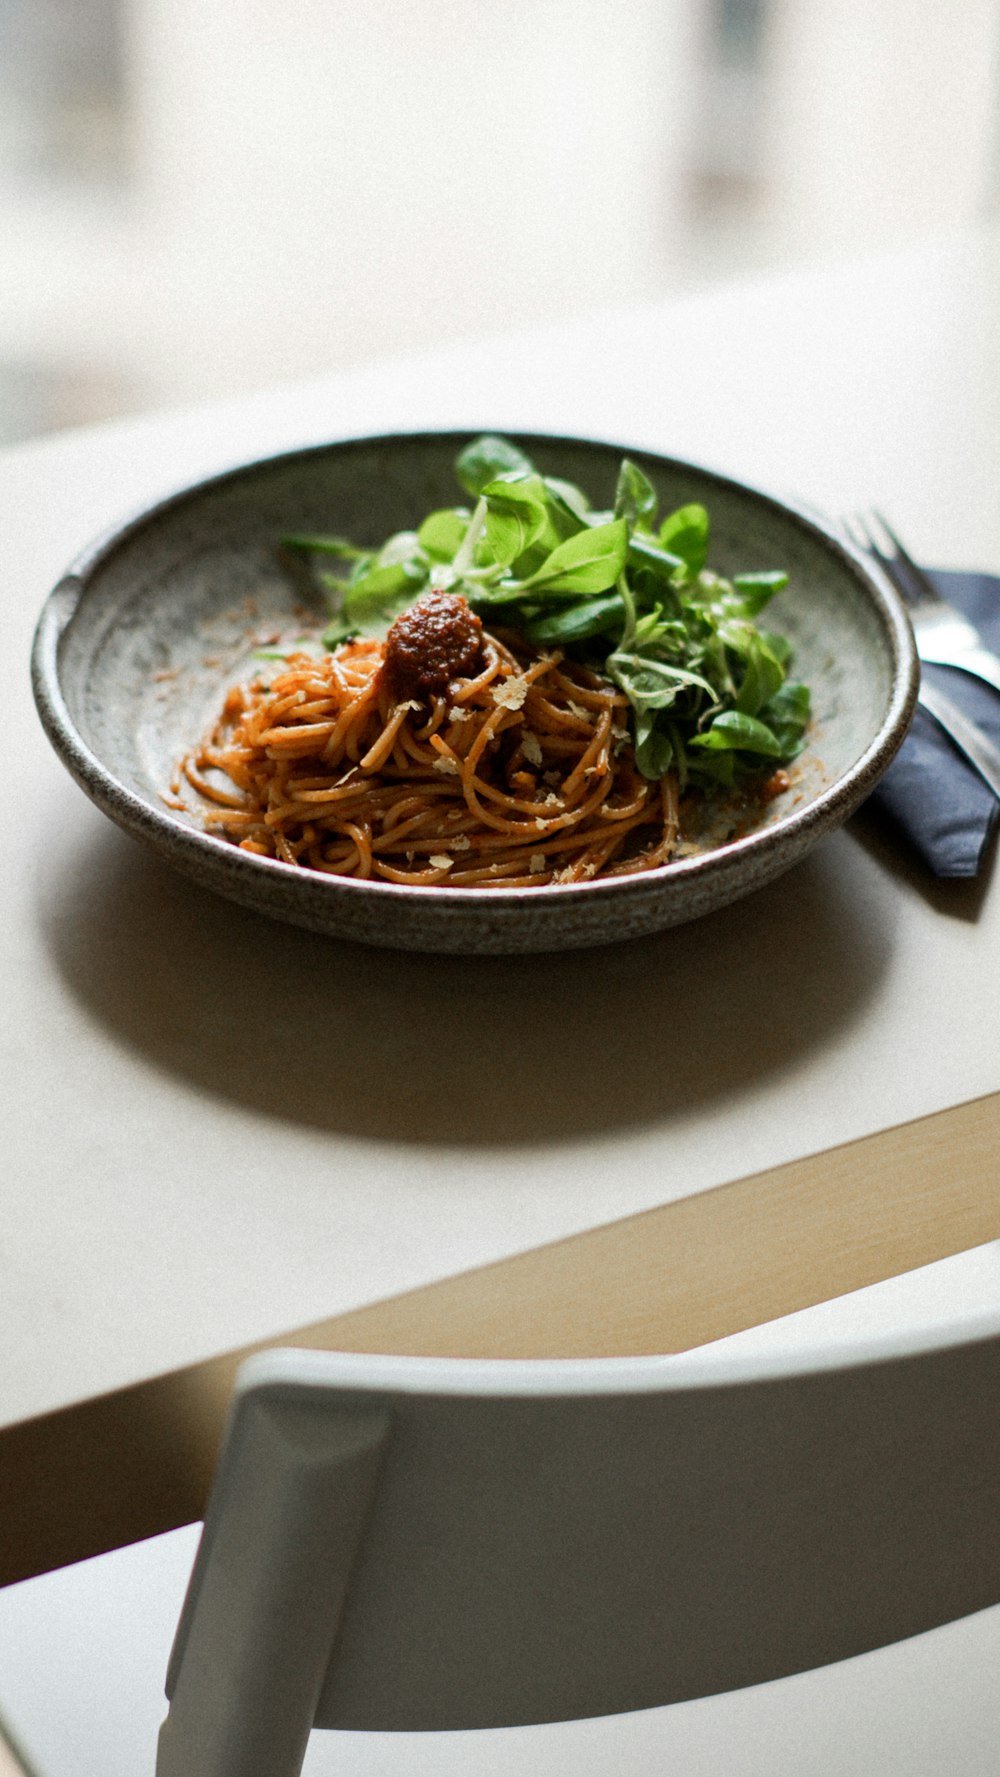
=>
[2,1091,998,1587]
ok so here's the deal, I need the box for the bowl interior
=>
[56,434,894,825]
[38,433,914,952]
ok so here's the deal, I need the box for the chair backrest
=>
[156,1317,1000,1777]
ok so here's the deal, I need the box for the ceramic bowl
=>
[31,430,918,954]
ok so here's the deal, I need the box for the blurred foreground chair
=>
[1,1317,1000,1777]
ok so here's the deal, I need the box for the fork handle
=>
[915,641,1000,696]
[918,682,1000,800]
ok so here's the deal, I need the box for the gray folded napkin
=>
[869,570,1000,878]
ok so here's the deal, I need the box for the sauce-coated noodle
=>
[181,629,679,886]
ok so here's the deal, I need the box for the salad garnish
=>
[282,434,810,791]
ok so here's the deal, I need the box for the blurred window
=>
[693,0,769,196]
[0,0,996,448]
[0,0,128,187]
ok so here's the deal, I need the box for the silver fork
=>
[845,510,1000,693]
[844,509,1000,800]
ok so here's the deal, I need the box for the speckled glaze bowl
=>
[31,431,918,954]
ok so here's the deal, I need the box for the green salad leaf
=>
[455,433,535,496]
[417,507,470,561]
[281,436,810,789]
[481,475,550,567]
[521,517,628,596]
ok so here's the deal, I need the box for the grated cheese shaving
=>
[493,673,530,711]
[429,854,453,870]
[521,731,543,766]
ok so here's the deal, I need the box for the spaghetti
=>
[180,618,680,888]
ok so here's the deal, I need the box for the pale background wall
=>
[0,0,998,443]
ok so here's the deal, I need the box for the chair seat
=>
[1,1523,999,1777]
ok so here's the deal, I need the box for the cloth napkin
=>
[868,570,1000,879]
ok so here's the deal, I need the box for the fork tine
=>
[867,509,932,605]
[844,509,923,607]
[843,511,893,576]
[842,512,877,558]
[871,509,922,575]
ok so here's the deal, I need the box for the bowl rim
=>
[31,426,920,917]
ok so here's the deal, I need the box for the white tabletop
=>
[3,225,1000,1576]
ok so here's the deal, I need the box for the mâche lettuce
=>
[282,435,810,790]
